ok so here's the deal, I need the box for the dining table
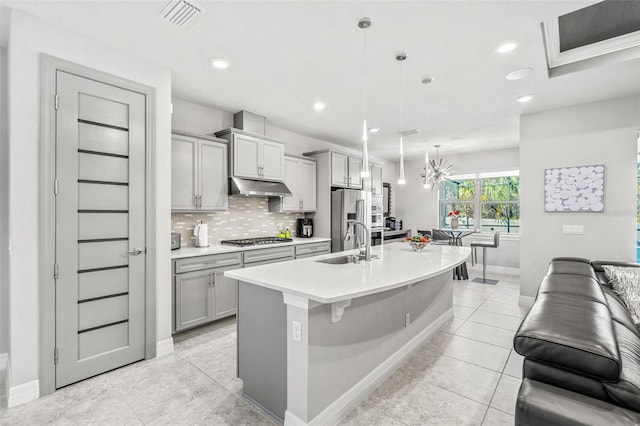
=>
[438,229,476,280]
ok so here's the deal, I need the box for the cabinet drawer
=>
[295,242,331,257]
[244,246,295,265]
[175,253,242,273]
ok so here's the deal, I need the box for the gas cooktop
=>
[220,237,293,247]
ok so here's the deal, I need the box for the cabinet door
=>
[331,152,348,187]
[300,159,316,212]
[212,266,238,319]
[233,134,261,178]
[348,156,363,189]
[175,270,212,331]
[370,163,383,196]
[261,140,285,181]
[171,135,198,210]
[282,157,300,211]
[200,140,228,211]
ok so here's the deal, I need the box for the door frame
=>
[39,55,157,396]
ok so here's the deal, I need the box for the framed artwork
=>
[544,165,604,212]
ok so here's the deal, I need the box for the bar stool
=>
[471,231,500,284]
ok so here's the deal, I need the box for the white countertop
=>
[171,237,331,259]
[225,242,471,304]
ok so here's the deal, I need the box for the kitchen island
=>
[225,242,470,425]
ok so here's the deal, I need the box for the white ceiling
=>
[4,0,640,160]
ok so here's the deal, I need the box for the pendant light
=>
[422,77,433,189]
[359,17,371,178]
[397,53,407,185]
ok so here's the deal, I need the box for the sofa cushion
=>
[537,274,606,305]
[548,260,597,280]
[603,322,640,412]
[603,265,640,327]
[602,287,640,339]
[523,359,610,402]
[514,294,620,381]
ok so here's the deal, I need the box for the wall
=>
[520,95,639,299]
[6,9,172,402]
[396,148,520,269]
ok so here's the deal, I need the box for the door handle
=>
[128,248,144,256]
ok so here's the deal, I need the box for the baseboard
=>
[487,265,520,275]
[156,337,174,357]
[286,307,453,426]
[519,295,535,307]
[8,379,40,408]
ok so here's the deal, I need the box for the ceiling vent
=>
[542,0,640,77]
[158,0,206,29]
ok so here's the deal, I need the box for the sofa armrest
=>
[516,379,640,425]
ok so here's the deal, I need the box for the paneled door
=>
[55,71,146,388]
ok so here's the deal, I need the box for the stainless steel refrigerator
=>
[331,189,372,253]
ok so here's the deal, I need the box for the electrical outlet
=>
[292,321,302,342]
[562,225,584,235]
[405,313,411,327]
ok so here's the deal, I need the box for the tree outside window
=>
[439,173,520,234]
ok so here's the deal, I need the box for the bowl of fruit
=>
[404,234,431,252]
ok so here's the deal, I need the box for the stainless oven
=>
[372,204,384,229]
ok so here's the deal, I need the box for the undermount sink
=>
[316,255,356,265]
[316,254,380,265]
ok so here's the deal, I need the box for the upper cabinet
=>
[270,155,316,212]
[172,132,228,211]
[370,162,383,197]
[220,131,284,182]
[330,152,362,189]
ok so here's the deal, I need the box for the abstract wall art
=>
[544,165,604,212]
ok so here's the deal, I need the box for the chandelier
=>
[421,145,453,190]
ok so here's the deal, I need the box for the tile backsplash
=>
[171,196,306,246]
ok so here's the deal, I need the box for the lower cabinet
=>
[173,252,242,333]
[295,241,331,259]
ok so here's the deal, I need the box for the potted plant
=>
[448,210,460,229]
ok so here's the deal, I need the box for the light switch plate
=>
[562,225,584,235]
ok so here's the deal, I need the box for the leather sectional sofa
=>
[514,257,640,425]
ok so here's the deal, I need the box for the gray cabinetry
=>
[173,252,242,332]
[171,131,228,211]
[330,152,362,189]
[221,131,285,181]
[295,241,331,259]
[270,156,316,212]
[244,246,295,266]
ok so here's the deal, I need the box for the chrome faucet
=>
[351,220,371,262]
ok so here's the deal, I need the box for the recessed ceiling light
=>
[313,102,326,111]
[369,127,380,133]
[210,57,231,69]
[516,95,533,103]
[506,67,534,80]
[495,42,517,53]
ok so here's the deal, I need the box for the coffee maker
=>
[296,218,313,238]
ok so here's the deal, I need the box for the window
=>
[440,171,520,234]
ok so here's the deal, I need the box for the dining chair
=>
[431,229,452,245]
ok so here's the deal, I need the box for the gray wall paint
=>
[0,45,9,356]
[396,148,520,269]
[520,95,639,298]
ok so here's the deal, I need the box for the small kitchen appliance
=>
[171,233,181,250]
[296,218,314,238]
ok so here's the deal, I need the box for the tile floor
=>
[0,265,526,425]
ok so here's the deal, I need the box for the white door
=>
[261,140,284,181]
[282,157,300,211]
[171,134,198,210]
[55,71,146,388]
[300,160,316,211]
[200,140,228,211]
[233,134,260,179]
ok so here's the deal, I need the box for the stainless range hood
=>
[229,177,292,198]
